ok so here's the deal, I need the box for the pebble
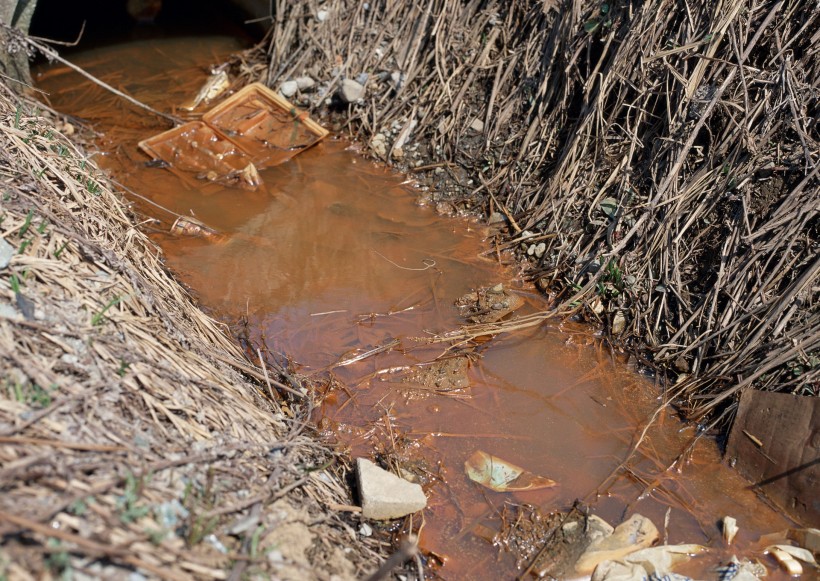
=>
[339,79,365,103]
[0,237,14,269]
[469,118,485,132]
[391,71,402,89]
[279,80,298,98]
[295,76,315,91]
[370,133,387,157]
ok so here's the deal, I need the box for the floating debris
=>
[464,450,557,492]
[170,216,222,240]
[181,70,230,111]
[140,83,328,189]
[722,515,739,545]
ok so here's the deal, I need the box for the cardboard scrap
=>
[726,389,819,525]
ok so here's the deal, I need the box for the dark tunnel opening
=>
[29,0,263,52]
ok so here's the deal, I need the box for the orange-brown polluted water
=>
[36,37,796,580]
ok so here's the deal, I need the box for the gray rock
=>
[0,237,14,269]
[534,242,546,258]
[339,79,365,103]
[469,118,485,132]
[356,458,426,520]
[279,80,298,98]
[295,76,315,91]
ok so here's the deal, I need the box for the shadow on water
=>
[35,36,795,580]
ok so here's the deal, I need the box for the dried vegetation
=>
[0,82,379,579]
[246,0,818,424]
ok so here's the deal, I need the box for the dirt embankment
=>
[0,80,381,579]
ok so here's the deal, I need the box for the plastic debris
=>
[140,83,328,190]
[170,216,222,240]
[722,516,739,545]
[464,450,557,492]
[181,70,230,111]
[766,545,804,575]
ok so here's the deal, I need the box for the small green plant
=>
[54,241,70,259]
[68,497,90,516]
[584,3,613,34]
[186,514,219,547]
[86,179,101,195]
[92,295,123,326]
[596,259,625,299]
[19,210,34,237]
[9,274,21,294]
[249,524,265,557]
[117,472,150,523]
[6,380,54,408]
[117,359,130,377]
[27,383,53,408]
[44,539,71,576]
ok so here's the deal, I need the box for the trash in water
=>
[181,70,230,111]
[170,216,222,240]
[765,544,816,576]
[464,450,557,492]
[722,515,739,545]
[140,83,328,189]
[203,83,328,168]
[139,121,256,189]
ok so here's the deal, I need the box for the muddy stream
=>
[35,35,795,579]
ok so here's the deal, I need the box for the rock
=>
[339,79,365,103]
[488,212,506,225]
[279,80,298,98]
[469,118,485,132]
[612,310,627,334]
[295,76,315,91]
[0,237,14,269]
[316,9,329,22]
[575,514,659,574]
[391,71,402,89]
[534,242,546,258]
[356,458,426,520]
[370,133,387,157]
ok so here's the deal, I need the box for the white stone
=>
[370,134,387,157]
[470,118,485,132]
[295,76,315,91]
[340,79,365,103]
[279,80,298,98]
[356,458,426,520]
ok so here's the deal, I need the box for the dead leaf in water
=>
[464,450,557,492]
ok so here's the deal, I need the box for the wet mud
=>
[36,37,798,580]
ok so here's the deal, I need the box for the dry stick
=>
[364,537,419,581]
[22,34,181,126]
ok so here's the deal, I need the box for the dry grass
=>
[243,0,818,425]
[0,80,382,579]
